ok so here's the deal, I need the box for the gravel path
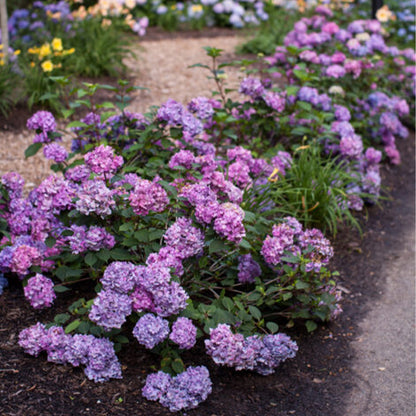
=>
[0,34,245,187]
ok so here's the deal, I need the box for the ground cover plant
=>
[0,4,414,414]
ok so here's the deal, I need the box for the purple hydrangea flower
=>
[169,317,197,349]
[164,217,204,259]
[326,65,346,78]
[1,172,25,199]
[89,289,132,330]
[84,145,124,175]
[43,143,68,163]
[133,313,169,349]
[213,203,246,244]
[129,179,169,216]
[239,77,265,98]
[238,254,261,284]
[143,366,212,412]
[24,273,56,309]
[101,261,138,294]
[75,179,115,217]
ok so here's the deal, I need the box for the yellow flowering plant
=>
[20,38,76,111]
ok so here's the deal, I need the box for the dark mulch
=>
[0,118,414,415]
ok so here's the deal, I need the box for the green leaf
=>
[286,85,299,96]
[61,109,74,119]
[78,321,90,334]
[96,249,111,262]
[209,239,227,254]
[295,281,310,290]
[248,305,262,320]
[305,320,318,332]
[45,237,56,248]
[239,239,252,250]
[54,285,71,293]
[115,335,129,344]
[85,252,97,267]
[266,322,279,334]
[66,120,88,128]
[25,142,42,158]
[110,248,132,260]
[134,230,149,242]
[149,229,164,241]
[171,358,185,374]
[282,292,293,301]
[221,297,234,311]
[54,313,70,324]
[65,319,81,334]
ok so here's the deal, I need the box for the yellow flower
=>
[39,43,52,58]
[0,44,3,49]
[268,167,280,183]
[52,38,63,52]
[14,50,21,56]
[30,62,35,68]
[0,59,4,66]
[28,47,40,55]
[41,60,54,72]
[191,4,203,13]
[63,48,76,56]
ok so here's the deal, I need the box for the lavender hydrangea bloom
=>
[168,150,196,170]
[238,254,261,283]
[36,175,76,214]
[339,135,363,159]
[84,145,124,175]
[326,65,346,78]
[188,97,215,120]
[133,313,169,349]
[64,165,91,182]
[263,91,286,112]
[24,273,56,309]
[146,246,184,277]
[365,147,382,165]
[334,105,351,122]
[143,367,212,412]
[89,289,132,330]
[153,281,189,317]
[84,337,122,382]
[239,77,265,98]
[169,317,197,349]
[43,143,68,163]
[75,179,115,217]
[10,244,42,276]
[157,99,184,125]
[19,323,121,382]
[85,226,115,252]
[164,217,204,259]
[18,322,48,356]
[101,261,138,294]
[1,172,25,199]
[206,324,297,375]
[27,111,57,143]
[213,203,246,244]
[129,179,169,216]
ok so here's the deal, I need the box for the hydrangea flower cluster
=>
[66,225,116,254]
[133,313,169,349]
[205,324,298,375]
[129,178,169,216]
[23,273,56,309]
[142,366,212,412]
[261,216,333,273]
[169,317,197,349]
[18,323,122,382]
[26,111,59,143]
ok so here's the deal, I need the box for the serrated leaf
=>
[65,319,81,334]
[248,305,262,320]
[134,230,149,242]
[221,297,234,311]
[25,142,42,158]
[266,321,279,334]
[54,313,70,324]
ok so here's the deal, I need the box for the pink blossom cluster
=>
[23,273,56,309]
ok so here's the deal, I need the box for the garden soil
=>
[0,31,415,416]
